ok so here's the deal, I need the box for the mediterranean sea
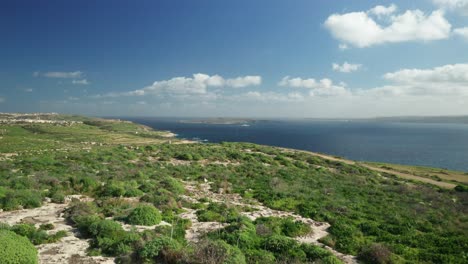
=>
[122,117,468,172]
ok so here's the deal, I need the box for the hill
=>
[0,114,466,264]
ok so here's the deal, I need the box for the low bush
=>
[1,223,67,245]
[0,189,42,210]
[192,239,246,264]
[138,236,181,262]
[254,217,312,237]
[0,229,38,264]
[196,202,240,223]
[126,205,162,226]
[358,243,392,264]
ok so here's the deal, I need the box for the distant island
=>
[180,118,269,125]
[370,115,468,124]
[306,115,468,124]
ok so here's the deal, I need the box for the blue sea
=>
[122,117,468,172]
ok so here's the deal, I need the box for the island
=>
[179,118,269,125]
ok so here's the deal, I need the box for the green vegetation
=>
[196,202,241,223]
[0,115,467,263]
[207,216,340,263]
[126,205,162,226]
[0,223,67,245]
[0,230,38,264]
[254,217,312,237]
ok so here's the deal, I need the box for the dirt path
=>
[0,197,114,264]
[280,148,456,189]
[180,181,357,264]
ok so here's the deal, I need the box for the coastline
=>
[156,122,461,189]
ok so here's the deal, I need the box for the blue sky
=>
[1,0,467,117]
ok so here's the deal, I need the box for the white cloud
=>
[0,97,4,103]
[433,0,468,16]
[361,63,468,97]
[454,27,468,39]
[72,79,89,85]
[279,64,468,98]
[332,62,362,73]
[279,76,350,96]
[383,63,468,84]
[368,4,397,18]
[232,91,305,102]
[42,71,83,78]
[24,88,33,92]
[80,64,468,117]
[324,5,452,48]
[225,76,262,88]
[96,73,261,98]
[338,44,349,50]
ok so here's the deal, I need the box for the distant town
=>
[0,113,82,126]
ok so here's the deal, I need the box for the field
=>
[0,115,467,264]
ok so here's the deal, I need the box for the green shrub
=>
[0,190,42,210]
[89,219,124,238]
[50,192,65,203]
[245,249,276,263]
[254,217,311,237]
[454,185,468,192]
[39,223,55,231]
[10,224,48,245]
[300,243,335,261]
[358,243,392,264]
[192,239,246,264]
[0,230,38,264]
[73,215,102,237]
[97,198,133,218]
[196,202,240,223]
[262,235,296,254]
[138,236,180,262]
[97,182,126,197]
[127,205,162,226]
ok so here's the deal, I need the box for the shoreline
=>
[157,120,463,189]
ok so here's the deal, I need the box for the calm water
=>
[122,117,468,172]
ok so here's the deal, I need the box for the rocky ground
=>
[0,180,357,264]
[0,196,114,264]
[179,181,357,264]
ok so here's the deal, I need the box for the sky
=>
[0,0,467,118]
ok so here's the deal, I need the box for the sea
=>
[121,117,468,172]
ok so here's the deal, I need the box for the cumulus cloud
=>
[361,63,468,97]
[96,73,261,98]
[225,76,262,88]
[332,62,362,73]
[72,79,89,85]
[368,4,397,18]
[279,64,468,98]
[279,76,350,96]
[231,91,305,102]
[324,5,452,48]
[454,27,468,39]
[39,71,83,78]
[383,63,468,84]
[433,0,468,16]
